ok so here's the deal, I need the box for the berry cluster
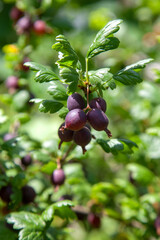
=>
[0,185,35,205]
[58,92,112,154]
[10,6,50,36]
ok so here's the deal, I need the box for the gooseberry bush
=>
[1,17,159,240]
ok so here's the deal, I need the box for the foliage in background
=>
[0,0,160,240]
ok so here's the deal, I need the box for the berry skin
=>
[51,169,65,186]
[0,185,13,203]
[10,7,23,21]
[33,20,46,35]
[5,76,19,90]
[22,185,36,204]
[3,133,16,142]
[67,93,85,111]
[87,213,101,228]
[73,126,91,154]
[65,109,87,131]
[16,16,32,34]
[58,122,74,149]
[87,109,112,137]
[89,97,107,112]
[21,154,32,167]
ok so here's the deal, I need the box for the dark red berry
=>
[0,185,13,203]
[73,127,91,154]
[65,109,87,131]
[21,154,32,167]
[89,97,107,112]
[16,16,32,34]
[67,93,85,111]
[87,213,101,228]
[33,20,46,35]
[22,185,36,204]
[10,7,23,21]
[52,169,65,186]
[58,122,74,149]
[5,76,19,90]
[87,109,112,137]
[3,133,16,142]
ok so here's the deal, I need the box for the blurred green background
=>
[0,0,160,239]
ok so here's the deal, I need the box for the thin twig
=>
[61,143,75,162]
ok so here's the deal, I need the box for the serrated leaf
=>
[114,69,142,85]
[97,138,124,155]
[87,19,122,59]
[60,67,79,93]
[39,100,63,113]
[47,82,68,101]
[24,62,47,71]
[127,163,154,185]
[7,212,46,230]
[52,35,79,69]
[118,138,138,152]
[113,59,153,85]
[19,228,44,240]
[89,68,113,90]
[108,79,116,90]
[118,58,153,73]
[24,62,59,83]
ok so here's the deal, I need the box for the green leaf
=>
[47,82,68,101]
[113,59,153,85]
[60,67,79,93]
[108,79,116,90]
[54,201,76,220]
[39,100,63,113]
[7,212,46,230]
[118,58,153,72]
[19,228,44,240]
[24,62,59,83]
[114,69,142,85]
[118,138,138,153]
[89,68,115,91]
[97,138,124,155]
[127,163,154,185]
[42,200,75,223]
[89,68,112,84]
[58,107,69,119]
[52,35,79,69]
[41,161,57,174]
[87,19,122,59]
